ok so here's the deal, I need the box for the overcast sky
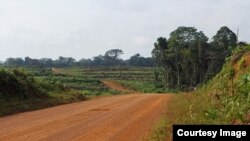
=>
[0,0,249,61]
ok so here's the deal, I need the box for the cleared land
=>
[101,80,134,92]
[0,94,171,141]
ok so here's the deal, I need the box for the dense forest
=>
[152,26,247,90]
[2,49,153,67]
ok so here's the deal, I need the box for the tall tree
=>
[211,26,237,50]
[152,27,210,89]
[128,53,153,67]
[105,49,123,60]
[168,27,208,88]
[104,49,124,66]
[152,37,168,66]
[207,26,237,75]
[152,26,238,90]
[152,37,169,87]
[5,58,24,66]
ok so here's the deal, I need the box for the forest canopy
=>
[152,26,238,90]
[3,49,153,68]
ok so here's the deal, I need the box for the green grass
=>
[149,117,169,141]
[76,67,156,81]
[116,80,174,93]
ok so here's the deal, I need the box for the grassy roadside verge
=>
[149,116,169,141]
[115,80,173,93]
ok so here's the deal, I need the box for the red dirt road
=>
[0,94,171,141]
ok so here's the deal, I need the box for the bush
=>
[0,69,47,100]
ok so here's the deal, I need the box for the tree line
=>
[152,26,248,90]
[3,49,154,67]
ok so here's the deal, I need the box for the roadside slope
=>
[0,94,171,141]
[162,46,250,140]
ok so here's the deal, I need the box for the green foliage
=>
[116,80,171,93]
[150,118,168,141]
[204,108,219,120]
[0,68,91,116]
[128,53,153,67]
[211,26,237,50]
[154,46,250,140]
[35,68,53,76]
[229,68,235,79]
[201,58,249,123]
[0,69,47,100]
[165,46,250,128]
[152,26,237,90]
[105,49,123,59]
[30,67,126,97]
[4,49,154,67]
[238,74,250,96]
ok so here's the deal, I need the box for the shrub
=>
[0,69,47,100]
